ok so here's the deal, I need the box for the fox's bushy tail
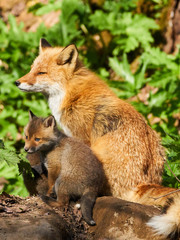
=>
[126,183,180,238]
[147,193,180,238]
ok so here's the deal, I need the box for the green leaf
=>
[0,149,20,165]
[141,48,177,70]
[109,55,135,85]
[0,161,29,197]
[35,1,62,16]
[148,91,167,108]
[134,60,148,90]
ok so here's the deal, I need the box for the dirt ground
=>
[0,192,91,240]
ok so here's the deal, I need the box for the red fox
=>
[24,110,105,226]
[16,38,180,237]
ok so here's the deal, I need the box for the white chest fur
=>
[48,93,63,123]
[48,88,72,137]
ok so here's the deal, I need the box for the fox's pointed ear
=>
[39,38,52,53]
[57,44,78,70]
[43,116,56,128]
[29,110,36,121]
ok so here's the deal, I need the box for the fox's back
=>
[58,71,165,197]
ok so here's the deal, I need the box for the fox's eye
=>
[35,138,41,142]
[37,72,47,75]
[25,135,28,140]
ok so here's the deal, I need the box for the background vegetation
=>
[0,0,179,196]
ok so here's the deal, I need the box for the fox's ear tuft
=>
[29,110,36,121]
[43,116,56,128]
[57,44,78,69]
[39,38,52,53]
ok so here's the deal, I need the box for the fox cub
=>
[24,111,105,226]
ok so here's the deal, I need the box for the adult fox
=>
[16,39,180,237]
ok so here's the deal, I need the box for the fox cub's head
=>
[24,111,58,153]
[16,39,81,95]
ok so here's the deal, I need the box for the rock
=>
[0,193,168,240]
[0,193,70,240]
[90,196,166,240]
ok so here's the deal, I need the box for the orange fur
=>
[16,39,166,198]
[126,183,177,206]
[16,39,180,236]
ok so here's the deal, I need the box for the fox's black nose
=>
[15,81,20,86]
[24,147,29,152]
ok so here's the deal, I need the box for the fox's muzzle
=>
[24,146,36,153]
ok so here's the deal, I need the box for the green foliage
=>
[29,0,62,16]
[50,0,87,46]
[162,134,180,188]
[109,54,148,98]
[0,15,50,149]
[90,11,159,53]
[0,141,32,196]
[0,0,179,195]
[109,47,180,135]
[142,49,180,134]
